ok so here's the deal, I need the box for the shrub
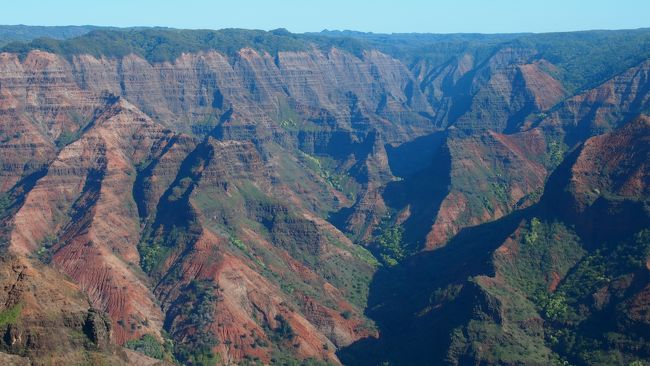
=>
[0,303,22,326]
[524,217,542,246]
[376,225,406,266]
[274,315,295,340]
[125,334,166,360]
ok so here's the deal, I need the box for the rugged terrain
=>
[0,27,648,365]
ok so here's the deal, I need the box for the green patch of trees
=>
[524,217,542,246]
[0,303,22,326]
[172,280,222,366]
[273,314,295,340]
[376,225,406,266]
[125,334,171,360]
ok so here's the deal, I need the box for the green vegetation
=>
[496,223,650,366]
[228,233,267,269]
[229,235,247,252]
[35,234,58,263]
[447,315,558,366]
[0,303,22,326]
[546,229,650,326]
[191,114,219,133]
[125,334,173,360]
[137,229,170,273]
[447,218,614,364]
[515,188,543,209]
[500,218,584,297]
[511,29,650,92]
[0,193,12,213]
[429,284,463,306]
[134,159,153,173]
[375,225,406,266]
[348,243,380,267]
[545,140,566,168]
[279,118,298,129]
[174,346,219,366]
[270,354,335,366]
[523,217,542,245]
[171,280,222,366]
[55,130,80,148]
[299,152,353,195]
[0,25,101,46]
[276,97,301,130]
[2,28,365,62]
[539,292,569,322]
[273,314,295,341]
[491,181,510,205]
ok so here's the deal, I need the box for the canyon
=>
[0,27,648,365]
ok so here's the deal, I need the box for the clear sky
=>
[2,0,649,34]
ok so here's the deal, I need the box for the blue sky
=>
[2,0,649,34]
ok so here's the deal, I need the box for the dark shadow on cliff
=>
[385,131,446,178]
[381,131,452,251]
[339,134,650,364]
[328,130,435,234]
[132,135,179,219]
[539,141,650,247]
[338,207,529,365]
[337,147,581,365]
[0,167,49,248]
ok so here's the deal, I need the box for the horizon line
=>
[1,23,649,36]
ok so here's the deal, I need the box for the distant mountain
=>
[0,24,107,46]
[0,26,647,365]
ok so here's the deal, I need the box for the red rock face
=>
[518,61,566,111]
[63,48,435,140]
[144,135,376,363]
[0,253,134,365]
[9,98,170,344]
[0,52,99,191]
[564,115,650,217]
[424,128,548,249]
[155,229,367,364]
[454,49,566,132]
[0,47,435,195]
[414,48,566,131]
[1,75,379,361]
[541,60,650,144]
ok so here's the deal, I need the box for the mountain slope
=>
[340,115,650,366]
